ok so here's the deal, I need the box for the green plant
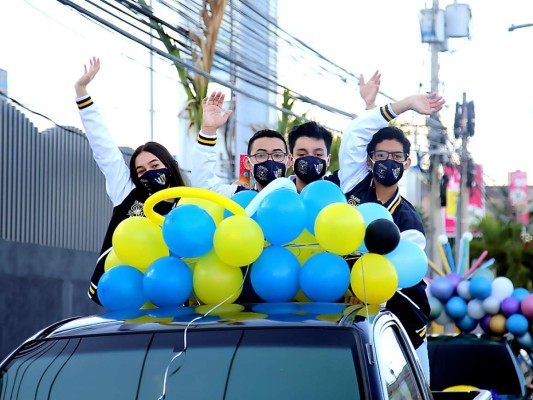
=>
[138,0,227,132]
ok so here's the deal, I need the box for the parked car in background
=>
[0,303,491,400]
[428,333,532,399]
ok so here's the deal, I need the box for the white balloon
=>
[457,280,471,300]
[483,296,501,315]
[491,277,514,301]
[467,298,486,320]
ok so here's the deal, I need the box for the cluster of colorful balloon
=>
[99,178,428,312]
[429,270,533,350]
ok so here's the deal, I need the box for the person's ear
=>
[404,158,412,170]
[367,155,373,169]
[244,156,253,170]
[326,154,331,168]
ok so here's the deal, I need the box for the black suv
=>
[0,303,490,400]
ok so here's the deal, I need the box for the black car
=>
[0,302,490,400]
[428,333,532,400]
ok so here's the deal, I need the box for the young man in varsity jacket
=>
[338,71,445,381]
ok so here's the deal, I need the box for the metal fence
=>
[0,101,116,252]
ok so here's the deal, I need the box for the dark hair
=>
[129,141,186,189]
[288,122,333,154]
[247,129,288,154]
[367,126,411,156]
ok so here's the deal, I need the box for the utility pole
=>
[455,92,471,267]
[427,0,444,266]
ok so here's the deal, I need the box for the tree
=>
[138,0,227,133]
[470,215,533,290]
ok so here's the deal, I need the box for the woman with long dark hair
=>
[75,57,187,305]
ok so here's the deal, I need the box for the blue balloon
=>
[225,190,258,219]
[300,252,350,302]
[256,188,306,245]
[512,287,530,302]
[430,276,455,301]
[99,266,147,312]
[299,180,347,235]
[456,315,478,333]
[356,202,393,227]
[251,246,300,302]
[143,256,193,307]
[469,276,492,300]
[429,296,443,321]
[507,314,529,336]
[385,239,428,288]
[162,204,216,258]
[445,296,467,319]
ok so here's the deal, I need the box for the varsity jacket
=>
[76,95,173,305]
[192,132,247,197]
[340,104,430,349]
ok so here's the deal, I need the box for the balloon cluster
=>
[429,269,533,351]
[99,178,428,312]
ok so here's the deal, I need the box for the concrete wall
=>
[0,239,102,359]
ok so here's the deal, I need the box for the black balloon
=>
[364,218,400,255]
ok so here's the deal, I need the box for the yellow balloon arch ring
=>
[143,187,247,226]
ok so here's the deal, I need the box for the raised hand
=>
[75,57,100,97]
[359,70,381,110]
[201,91,233,135]
[411,93,446,115]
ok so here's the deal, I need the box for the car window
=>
[377,326,425,400]
[428,338,526,397]
[0,328,364,400]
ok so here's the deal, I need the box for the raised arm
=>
[75,57,133,206]
[390,93,445,116]
[192,91,238,198]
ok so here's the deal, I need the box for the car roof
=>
[34,302,388,340]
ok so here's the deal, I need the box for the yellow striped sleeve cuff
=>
[76,96,93,110]
[198,132,217,146]
[379,104,397,122]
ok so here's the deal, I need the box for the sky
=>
[1,0,533,186]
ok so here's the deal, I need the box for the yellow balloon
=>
[489,313,507,335]
[112,216,169,272]
[193,251,243,304]
[315,203,365,255]
[287,229,324,264]
[144,187,246,226]
[179,197,224,225]
[444,385,479,392]
[213,215,264,266]
[293,289,312,302]
[351,254,398,304]
[104,249,123,272]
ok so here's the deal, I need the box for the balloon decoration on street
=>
[427,232,533,352]
[98,178,429,315]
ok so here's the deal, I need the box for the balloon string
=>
[157,265,250,399]
[360,257,373,351]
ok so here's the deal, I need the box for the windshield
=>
[0,328,363,400]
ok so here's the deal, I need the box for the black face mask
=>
[139,168,170,193]
[252,160,286,186]
[294,156,327,184]
[372,159,404,187]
